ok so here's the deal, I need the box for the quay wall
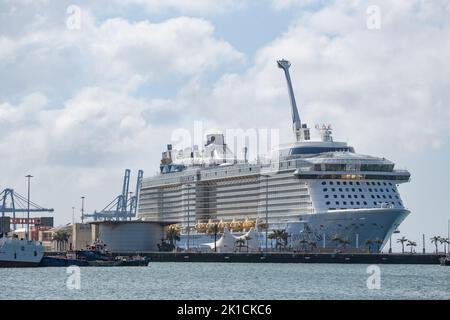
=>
[110,252,444,264]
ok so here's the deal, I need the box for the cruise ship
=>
[137,59,411,251]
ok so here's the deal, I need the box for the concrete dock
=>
[109,252,445,265]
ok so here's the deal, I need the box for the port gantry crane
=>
[0,188,54,230]
[83,169,144,221]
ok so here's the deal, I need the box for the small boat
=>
[0,235,44,267]
[115,255,150,266]
[439,254,450,266]
[40,255,89,267]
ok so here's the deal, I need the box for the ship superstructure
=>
[137,59,411,250]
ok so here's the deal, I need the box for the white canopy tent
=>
[200,227,261,252]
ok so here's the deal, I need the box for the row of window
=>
[321,180,394,186]
[324,194,399,200]
[323,187,397,193]
[325,200,402,206]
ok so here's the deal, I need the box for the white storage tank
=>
[91,221,165,252]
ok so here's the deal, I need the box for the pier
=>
[105,252,444,265]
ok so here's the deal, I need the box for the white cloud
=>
[0,7,245,223]
[115,0,244,15]
[0,12,243,98]
[175,0,450,158]
[1,0,449,232]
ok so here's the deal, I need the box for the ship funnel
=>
[277,59,310,141]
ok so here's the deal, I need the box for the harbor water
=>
[1,263,448,300]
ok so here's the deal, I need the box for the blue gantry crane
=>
[0,188,54,230]
[84,169,144,221]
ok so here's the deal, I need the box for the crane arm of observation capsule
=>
[277,59,309,141]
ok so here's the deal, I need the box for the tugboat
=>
[0,234,44,267]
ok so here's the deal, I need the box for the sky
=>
[1,0,449,252]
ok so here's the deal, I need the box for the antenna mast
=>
[277,59,310,141]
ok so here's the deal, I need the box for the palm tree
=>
[268,229,288,251]
[365,239,373,253]
[235,238,246,252]
[439,237,449,254]
[340,238,350,249]
[444,238,450,254]
[166,225,180,250]
[308,240,317,252]
[430,236,441,254]
[207,223,220,252]
[52,230,70,252]
[374,238,384,253]
[332,235,342,248]
[406,240,417,254]
[299,239,309,252]
[397,237,408,254]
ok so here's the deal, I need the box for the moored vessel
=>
[137,59,411,252]
[0,236,44,267]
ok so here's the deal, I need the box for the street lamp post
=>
[187,184,190,251]
[25,175,33,241]
[81,196,85,223]
[422,234,426,254]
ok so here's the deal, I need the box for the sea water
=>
[1,263,448,300]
